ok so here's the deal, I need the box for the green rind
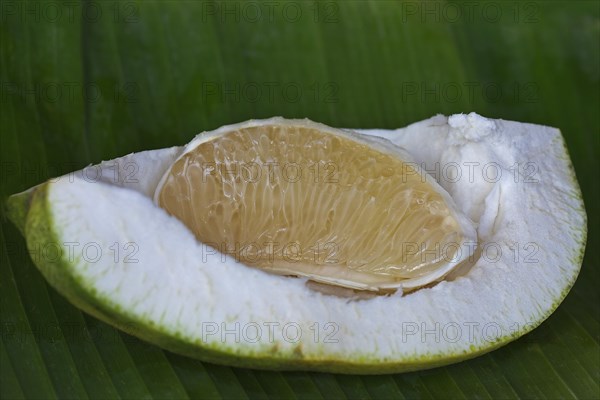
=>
[12,130,587,374]
[6,188,35,235]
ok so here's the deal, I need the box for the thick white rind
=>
[34,113,585,366]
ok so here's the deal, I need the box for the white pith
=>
[35,113,585,363]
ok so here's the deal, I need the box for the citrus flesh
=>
[155,123,475,291]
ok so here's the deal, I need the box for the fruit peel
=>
[6,113,587,374]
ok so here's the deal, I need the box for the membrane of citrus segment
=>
[156,124,473,292]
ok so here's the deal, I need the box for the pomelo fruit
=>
[7,113,586,373]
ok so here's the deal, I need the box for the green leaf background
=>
[1,1,598,398]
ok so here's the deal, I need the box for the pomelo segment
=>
[155,121,477,291]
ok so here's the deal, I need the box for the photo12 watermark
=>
[399,1,540,24]
[0,1,140,23]
[199,1,339,23]
[201,321,340,344]
[399,320,538,344]
[400,81,540,104]
[200,160,339,185]
[0,160,140,186]
[1,320,140,345]
[1,81,140,105]
[403,160,541,185]
[201,81,339,104]
[22,241,140,265]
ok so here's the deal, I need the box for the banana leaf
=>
[1,0,598,398]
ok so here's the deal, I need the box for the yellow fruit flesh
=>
[157,125,464,291]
